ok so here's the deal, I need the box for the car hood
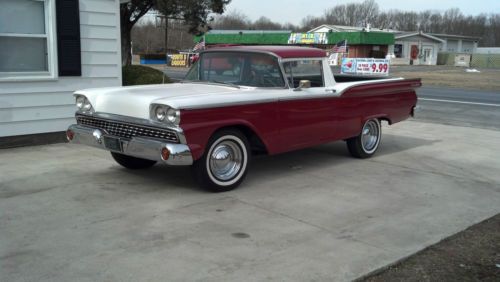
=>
[75,83,264,119]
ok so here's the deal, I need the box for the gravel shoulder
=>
[358,214,500,282]
[390,66,500,92]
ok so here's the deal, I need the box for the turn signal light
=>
[66,130,74,141]
[161,147,170,160]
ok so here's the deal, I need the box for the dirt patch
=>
[391,68,500,91]
[358,214,500,282]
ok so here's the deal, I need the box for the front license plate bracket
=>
[103,136,122,152]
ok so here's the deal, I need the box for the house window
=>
[394,44,403,58]
[0,0,57,80]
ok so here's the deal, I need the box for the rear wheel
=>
[346,118,381,158]
[192,129,250,192]
[110,152,157,169]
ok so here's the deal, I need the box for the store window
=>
[0,0,56,80]
[394,44,403,58]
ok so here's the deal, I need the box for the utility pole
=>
[164,17,169,54]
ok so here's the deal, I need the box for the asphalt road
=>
[163,67,500,130]
[163,66,189,81]
[416,86,500,130]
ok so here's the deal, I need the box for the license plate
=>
[103,136,122,152]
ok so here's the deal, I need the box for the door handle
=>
[325,88,336,93]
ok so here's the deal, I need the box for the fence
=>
[470,53,500,68]
[437,52,500,68]
[437,53,455,66]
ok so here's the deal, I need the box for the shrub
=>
[122,65,171,86]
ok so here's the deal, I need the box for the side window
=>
[244,54,285,87]
[283,60,324,88]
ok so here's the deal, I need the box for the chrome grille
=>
[76,115,179,143]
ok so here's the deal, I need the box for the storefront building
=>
[195,29,395,59]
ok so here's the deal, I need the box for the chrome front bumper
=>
[67,124,193,165]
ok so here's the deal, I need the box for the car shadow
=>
[246,134,439,181]
[88,164,201,192]
[87,134,438,192]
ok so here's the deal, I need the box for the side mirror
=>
[293,80,311,91]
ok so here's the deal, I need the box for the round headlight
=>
[155,106,167,121]
[76,96,85,109]
[166,108,179,124]
[83,99,92,111]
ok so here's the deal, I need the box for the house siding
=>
[392,35,441,65]
[0,0,122,137]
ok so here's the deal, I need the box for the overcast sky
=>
[225,0,500,25]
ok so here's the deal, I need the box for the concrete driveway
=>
[1,121,499,282]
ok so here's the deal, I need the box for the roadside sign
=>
[341,58,390,76]
[170,54,188,67]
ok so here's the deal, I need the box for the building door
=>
[422,46,433,65]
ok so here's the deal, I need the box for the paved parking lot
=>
[1,120,500,281]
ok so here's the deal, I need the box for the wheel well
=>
[378,117,392,125]
[215,125,268,155]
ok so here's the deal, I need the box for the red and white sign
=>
[341,58,390,76]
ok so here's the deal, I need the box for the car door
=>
[277,59,339,151]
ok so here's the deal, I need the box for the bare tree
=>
[357,0,379,26]
[211,10,252,29]
[131,2,500,50]
[300,15,326,31]
[132,22,164,54]
[253,16,283,30]
[121,0,155,65]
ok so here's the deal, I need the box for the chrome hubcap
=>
[361,120,379,152]
[209,141,242,181]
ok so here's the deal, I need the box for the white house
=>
[390,32,445,65]
[0,0,123,141]
[430,33,480,53]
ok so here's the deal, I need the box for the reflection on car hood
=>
[74,82,272,119]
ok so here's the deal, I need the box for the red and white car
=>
[67,46,420,192]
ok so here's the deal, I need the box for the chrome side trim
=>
[181,98,278,110]
[68,124,193,165]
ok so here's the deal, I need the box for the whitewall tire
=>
[193,129,250,192]
[346,118,382,158]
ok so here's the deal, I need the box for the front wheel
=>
[110,152,157,169]
[346,118,382,159]
[192,129,250,192]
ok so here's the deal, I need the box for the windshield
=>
[184,52,285,88]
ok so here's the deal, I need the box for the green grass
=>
[122,65,171,86]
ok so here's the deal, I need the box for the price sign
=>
[341,58,390,76]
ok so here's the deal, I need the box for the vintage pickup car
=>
[67,46,420,192]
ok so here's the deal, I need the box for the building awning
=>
[195,31,394,46]
[196,32,291,45]
[327,32,394,45]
